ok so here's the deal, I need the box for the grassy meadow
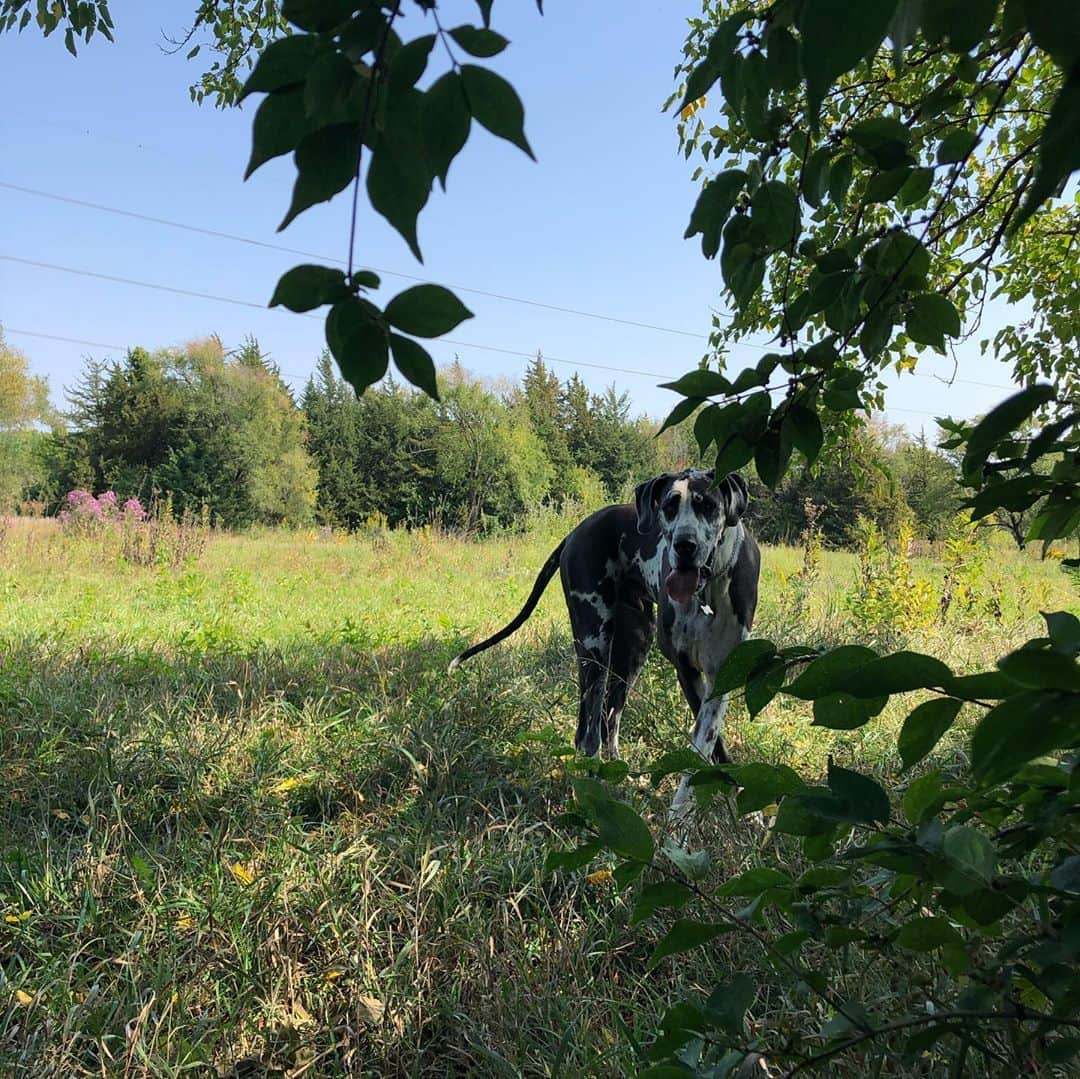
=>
[0,515,1075,1077]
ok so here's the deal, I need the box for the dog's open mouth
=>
[664,568,700,604]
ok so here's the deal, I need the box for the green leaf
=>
[647,749,713,786]
[903,770,944,825]
[799,0,898,119]
[837,651,953,697]
[460,64,535,159]
[474,0,494,28]
[897,165,935,207]
[812,692,888,730]
[544,842,600,873]
[366,131,431,261]
[828,152,854,204]
[864,165,911,204]
[997,648,1080,692]
[684,170,747,259]
[971,691,1080,783]
[898,697,963,770]
[849,115,911,170]
[754,423,794,488]
[765,25,800,92]
[730,761,806,813]
[922,0,997,52]
[304,50,359,122]
[280,123,360,230]
[638,1066,697,1079]
[449,24,509,58]
[717,867,791,897]
[750,180,801,251]
[569,776,609,817]
[389,335,439,399]
[269,264,349,312]
[874,231,930,288]
[647,919,729,969]
[662,842,712,880]
[746,657,786,718]
[937,128,980,165]
[962,384,1057,477]
[942,670,1018,700]
[657,396,705,436]
[943,825,996,885]
[424,72,472,190]
[1050,855,1080,893]
[1024,0,1080,70]
[721,238,766,307]
[704,974,756,1036]
[786,403,824,466]
[592,798,655,863]
[244,86,310,179]
[240,34,325,101]
[784,646,877,700]
[659,369,732,397]
[802,147,832,207]
[384,285,473,338]
[713,433,756,477]
[325,297,389,395]
[828,763,891,824]
[351,270,380,291]
[631,881,695,925]
[1013,71,1080,232]
[1045,611,1080,654]
[896,916,964,951]
[711,639,778,695]
[282,0,355,32]
[773,790,842,836]
[676,11,752,112]
[387,33,436,96]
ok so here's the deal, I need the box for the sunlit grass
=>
[0,516,1074,1075]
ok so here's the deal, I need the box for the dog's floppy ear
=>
[715,472,749,527]
[634,473,675,534]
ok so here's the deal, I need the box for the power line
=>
[3,255,1015,406]
[0,180,710,341]
[1,182,1017,394]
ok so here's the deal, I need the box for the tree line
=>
[2,328,998,547]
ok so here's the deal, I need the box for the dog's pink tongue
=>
[665,568,699,604]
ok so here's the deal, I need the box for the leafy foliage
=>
[547,2,1080,1072]
[238,0,539,399]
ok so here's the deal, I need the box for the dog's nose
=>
[674,539,697,562]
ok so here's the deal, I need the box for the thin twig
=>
[347,1,404,281]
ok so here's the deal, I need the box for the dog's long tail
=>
[448,539,567,672]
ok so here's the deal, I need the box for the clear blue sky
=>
[1,1,1020,429]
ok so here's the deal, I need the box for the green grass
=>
[0,517,1075,1076]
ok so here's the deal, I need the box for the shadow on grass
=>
[0,629,733,1078]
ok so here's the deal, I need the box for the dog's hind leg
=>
[598,600,655,759]
[573,647,609,758]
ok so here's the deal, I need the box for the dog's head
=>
[634,469,749,603]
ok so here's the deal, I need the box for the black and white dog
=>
[450,470,760,813]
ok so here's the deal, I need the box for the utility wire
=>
[0,180,712,341]
[3,251,1016,396]
[2,182,1018,392]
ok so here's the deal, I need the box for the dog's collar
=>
[697,523,740,588]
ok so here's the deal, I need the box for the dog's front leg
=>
[669,688,730,818]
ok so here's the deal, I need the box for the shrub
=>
[846,518,935,644]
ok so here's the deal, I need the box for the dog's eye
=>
[662,496,680,518]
